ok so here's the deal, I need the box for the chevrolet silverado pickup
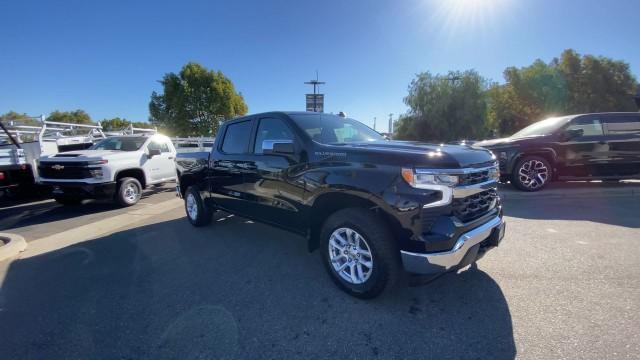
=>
[176,112,506,298]
[39,134,177,206]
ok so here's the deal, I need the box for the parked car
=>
[176,111,506,298]
[475,112,640,191]
[38,134,177,206]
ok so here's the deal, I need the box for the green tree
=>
[487,49,638,136]
[149,62,248,136]
[99,117,130,131]
[395,70,489,142]
[487,60,568,135]
[0,111,41,126]
[46,109,94,124]
[557,49,637,113]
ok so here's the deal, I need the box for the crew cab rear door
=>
[209,118,256,215]
[557,115,611,176]
[602,114,640,175]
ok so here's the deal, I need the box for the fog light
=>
[89,169,103,178]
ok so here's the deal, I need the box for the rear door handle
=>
[598,140,607,145]
[168,156,174,160]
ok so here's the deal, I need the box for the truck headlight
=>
[401,168,459,188]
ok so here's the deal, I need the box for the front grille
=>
[452,189,497,223]
[39,162,92,179]
[458,169,492,186]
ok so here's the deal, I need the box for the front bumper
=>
[42,181,117,199]
[401,215,505,274]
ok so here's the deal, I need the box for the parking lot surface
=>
[0,183,639,359]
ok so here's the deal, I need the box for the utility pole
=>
[373,117,377,131]
[304,71,325,112]
[388,113,393,136]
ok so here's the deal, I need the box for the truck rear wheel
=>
[185,186,213,227]
[116,177,142,207]
[320,208,401,299]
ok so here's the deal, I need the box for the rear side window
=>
[604,115,640,134]
[566,117,604,136]
[221,121,252,154]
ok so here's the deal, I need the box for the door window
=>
[221,120,252,154]
[148,140,170,153]
[254,118,294,154]
[604,115,640,134]
[566,117,604,136]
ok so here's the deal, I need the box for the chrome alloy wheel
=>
[124,183,140,203]
[328,227,374,285]
[186,193,198,220]
[518,159,549,190]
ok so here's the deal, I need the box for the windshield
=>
[289,113,384,145]
[89,137,146,151]
[511,116,574,138]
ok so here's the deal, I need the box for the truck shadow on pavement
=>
[502,196,640,228]
[0,215,516,360]
[0,186,176,232]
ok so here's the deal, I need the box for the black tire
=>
[184,186,213,227]
[115,177,142,207]
[54,196,83,205]
[511,155,553,192]
[320,208,401,299]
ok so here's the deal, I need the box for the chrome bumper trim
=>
[401,215,503,274]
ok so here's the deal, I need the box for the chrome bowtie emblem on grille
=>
[52,165,65,170]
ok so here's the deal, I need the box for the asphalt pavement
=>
[0,183,639,359]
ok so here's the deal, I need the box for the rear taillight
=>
[0,172,5,180]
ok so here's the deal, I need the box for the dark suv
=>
[475,112,640,191]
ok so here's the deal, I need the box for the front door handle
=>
[168,156,174,160]
[597,140,607,145]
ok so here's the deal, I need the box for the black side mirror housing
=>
[565,128,584,139]
[262,140,295,155]
[148,149,161,158]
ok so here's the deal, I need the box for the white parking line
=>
[22,198,183,259]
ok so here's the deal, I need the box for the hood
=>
[330,140,496,168]
[474,135,550,149]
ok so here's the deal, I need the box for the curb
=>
[0,233,28,262]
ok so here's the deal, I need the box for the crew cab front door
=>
[557,115,611,177]
[603,114,640,176]
[242,116,306,233]
[145,139,176,183]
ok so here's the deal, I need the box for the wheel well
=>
[178,173,198,197]
[307,193,396,252]
[116,168,146,189]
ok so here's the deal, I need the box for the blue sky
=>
[1,0,638,131]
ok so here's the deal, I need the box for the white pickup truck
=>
[38,134,177,206]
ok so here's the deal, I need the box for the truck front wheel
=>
[184,186,213,227]
[320,208,401,299]
[116,177,142,206]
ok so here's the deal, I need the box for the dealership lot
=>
[0,183,639,359]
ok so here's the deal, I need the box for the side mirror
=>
[148,149,161,158]
[262,139,294,155]
[565,128,583,139]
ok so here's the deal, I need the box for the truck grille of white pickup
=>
[39,162,93,179]
[452,189,497,223]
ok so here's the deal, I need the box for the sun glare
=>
[427,0,512,36]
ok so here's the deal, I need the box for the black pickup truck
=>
[176,112,506,298]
